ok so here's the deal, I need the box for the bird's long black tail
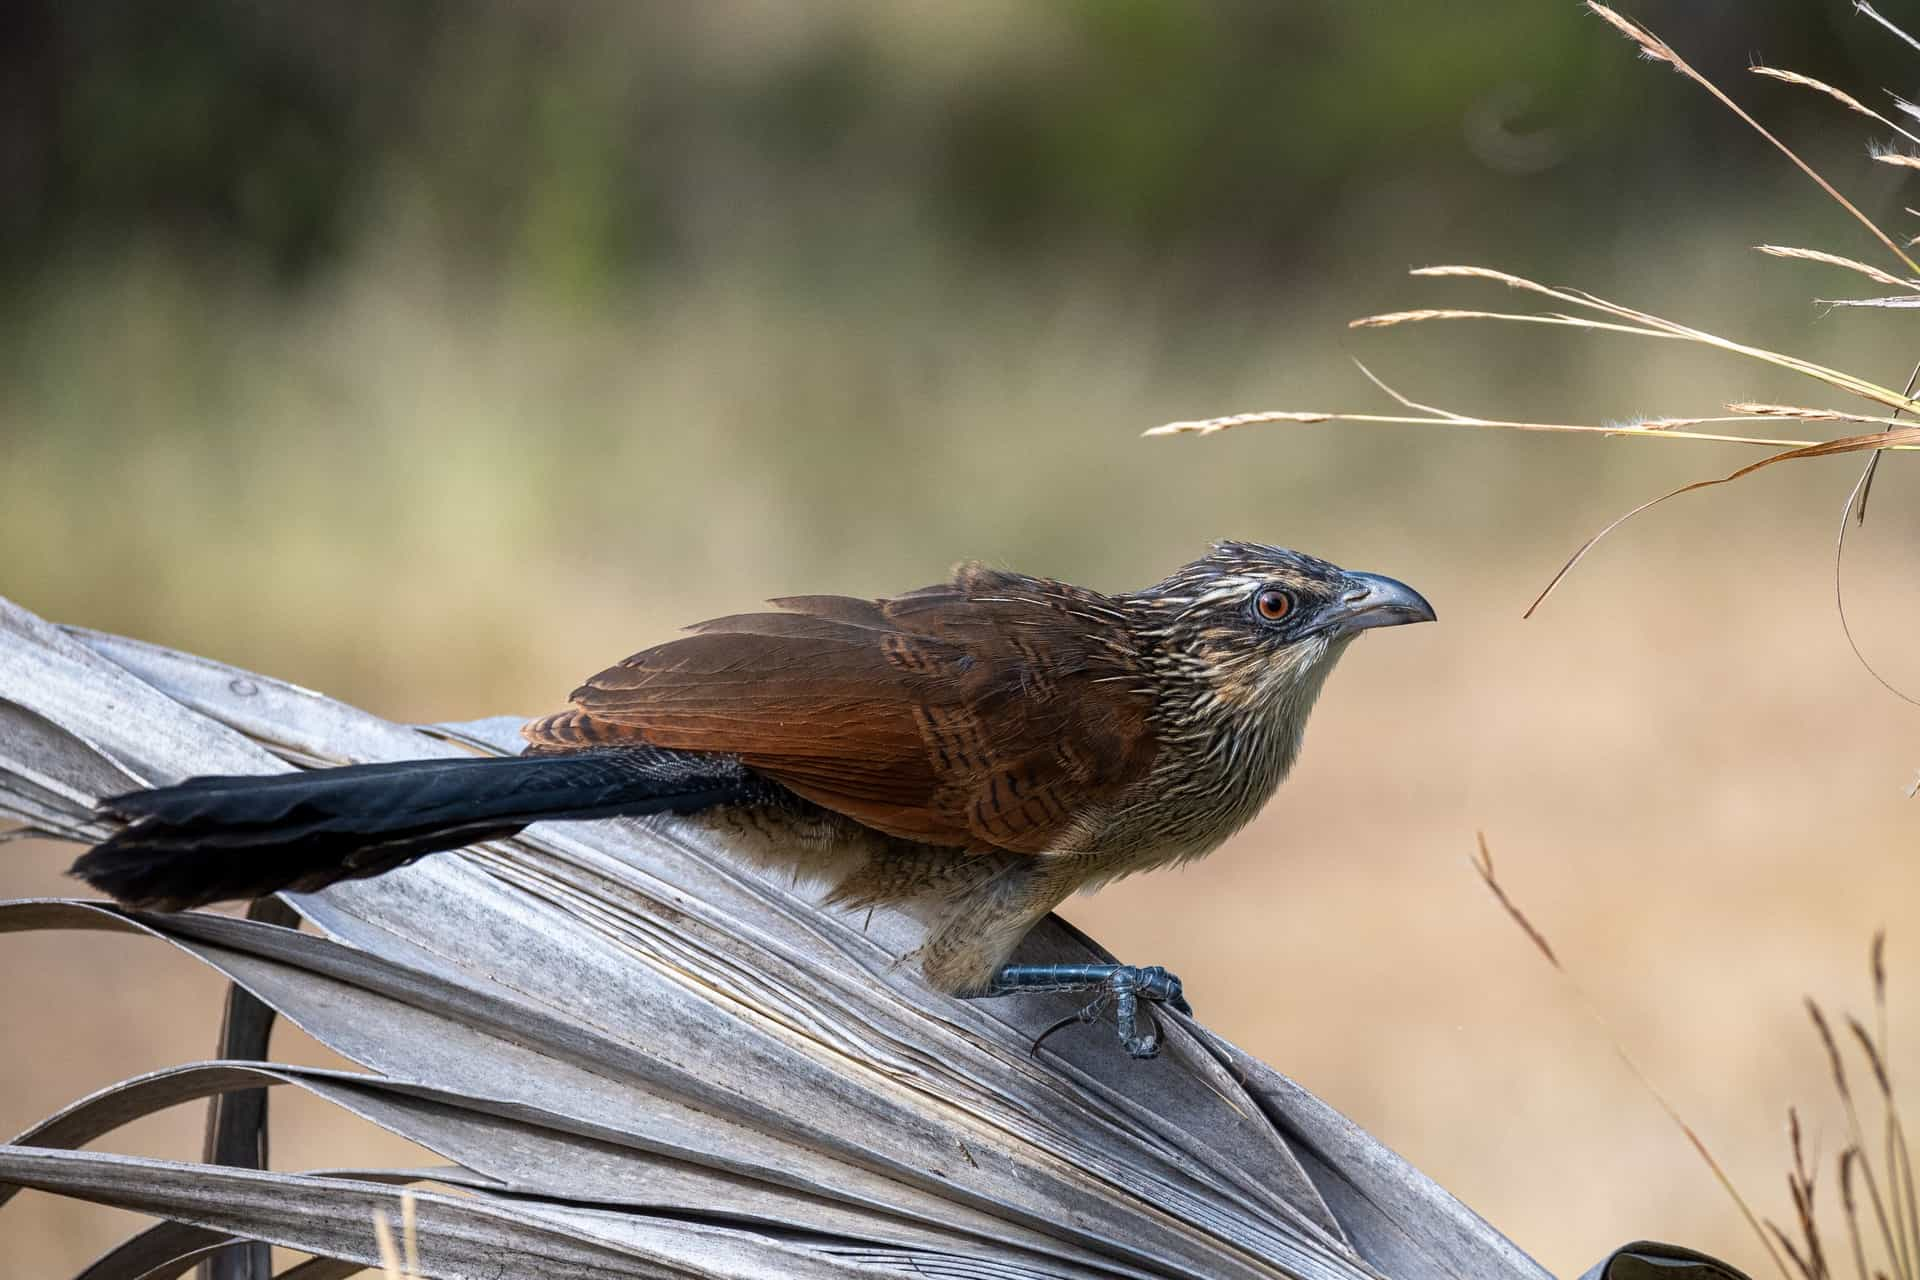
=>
[71,747,765,910]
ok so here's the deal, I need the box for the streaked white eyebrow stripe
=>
[1191,582,1252,607]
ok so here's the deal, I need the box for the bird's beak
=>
[1323,571,1436,635]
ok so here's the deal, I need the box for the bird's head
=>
[1129,541,1435,724]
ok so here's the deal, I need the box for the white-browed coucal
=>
[72,542,1433,1055]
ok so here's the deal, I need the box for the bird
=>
[70,541,1433,1056]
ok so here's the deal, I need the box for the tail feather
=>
[72,747,764,910]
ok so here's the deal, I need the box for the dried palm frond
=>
[0,591,1574,1280]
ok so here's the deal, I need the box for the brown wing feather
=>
[522,564,1158,851]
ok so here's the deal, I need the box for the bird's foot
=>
[974,963,1192,1059]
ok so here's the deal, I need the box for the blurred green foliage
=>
[4,1,1911,296]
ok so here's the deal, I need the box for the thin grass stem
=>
[1588,3,1920,275]
[1471,835,1793,1280]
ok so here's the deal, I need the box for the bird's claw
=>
[1121,964,1192,1016]
[1108,965,1179,1058]
[979,962,1193,1059]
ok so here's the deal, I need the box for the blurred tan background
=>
[6,2,1920,1275]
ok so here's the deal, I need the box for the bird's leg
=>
[976,963,1193,1058]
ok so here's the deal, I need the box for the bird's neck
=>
[1141,635,1355,852]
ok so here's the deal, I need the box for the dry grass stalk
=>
[1754,246,1920,292]
[1771,932,1920,1280]
[1522,424,1920,617]
[373,1191,422,1279]
[1769,1107,1830,1280]
[1841,1148,1872,1280]
[1749,68,1920,151]
[1751,67,1877,120]
[1470,833,1791,1279]
[1858,2,1920,57]
[1394,265,1920,413]
[1586,3,1917,273]
[1148,404,1849,451]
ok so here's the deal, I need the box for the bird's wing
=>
[522,565,1159,852]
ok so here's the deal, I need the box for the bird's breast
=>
[1082,712,1301,876]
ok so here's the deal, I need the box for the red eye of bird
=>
[1255,588,1292,622]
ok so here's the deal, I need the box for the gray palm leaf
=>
[0,592,1553,1280]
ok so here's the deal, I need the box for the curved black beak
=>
[1323,571,1435,635]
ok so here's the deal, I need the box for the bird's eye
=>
[1254,587,1293,622]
